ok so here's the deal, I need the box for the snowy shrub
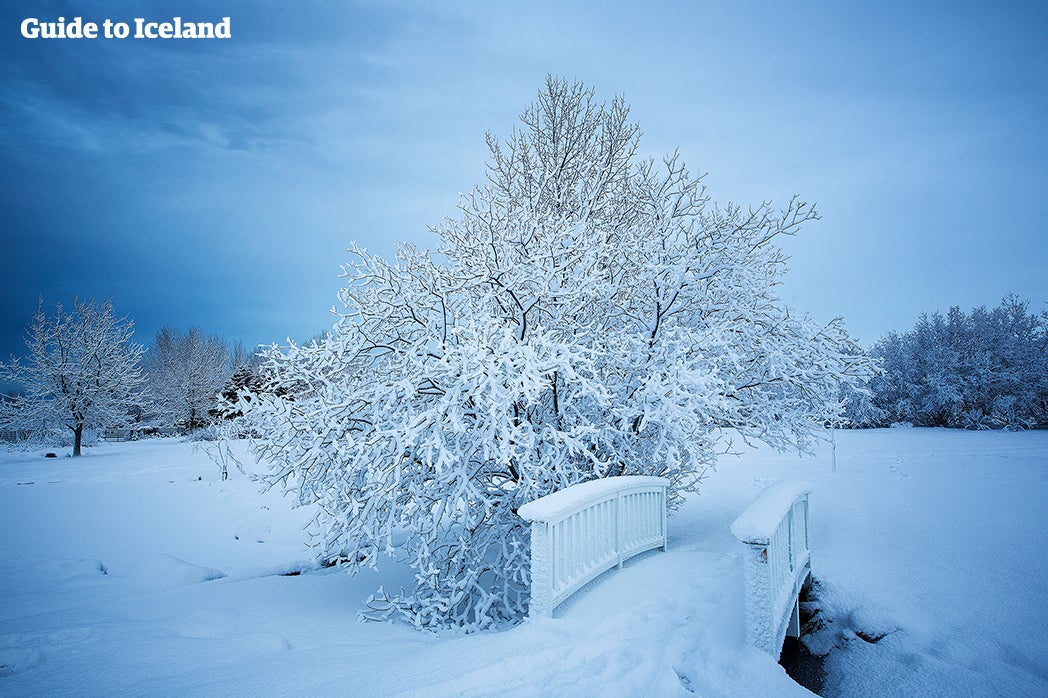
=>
[241,77,873,630]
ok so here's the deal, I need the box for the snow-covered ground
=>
[1,430,1046,696]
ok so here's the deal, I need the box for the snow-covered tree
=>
[210,342,264,423]
[229,341,260,374]
[838,359,885,429]
[212,363,265,422]
[869,295,1048,429]
[242,77,873,630]
[145,327,231,432]
[0,298,145,456]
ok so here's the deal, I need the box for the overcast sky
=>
[2,0,1046,370]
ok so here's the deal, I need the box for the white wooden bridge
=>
[518,476,812,657]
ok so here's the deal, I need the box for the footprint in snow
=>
[888,462,911,480]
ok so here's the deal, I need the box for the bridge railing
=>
[731,480,813,656]
[518,475,669,618]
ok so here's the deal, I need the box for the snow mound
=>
[41,558,108,580]
[124,554,226,590]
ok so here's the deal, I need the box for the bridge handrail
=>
[730,480,813,545]
[732,480,813,656]
[519,475,669,618]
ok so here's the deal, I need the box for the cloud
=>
[0,0,1045,365]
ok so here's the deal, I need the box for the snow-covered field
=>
[1,429,1046,696]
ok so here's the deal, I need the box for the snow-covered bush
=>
[242,77,873,630]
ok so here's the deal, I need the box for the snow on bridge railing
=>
[731,480,813,656]
[518,476,669,618]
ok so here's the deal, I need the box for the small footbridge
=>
[518,476,812,657]
[730,480,813,655]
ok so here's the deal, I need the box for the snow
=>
[1,429,1047,695]
[516,475,668,522]
[123,554,227,590]
[730,480,813,545]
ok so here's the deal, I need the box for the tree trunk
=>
[73,424,83,457]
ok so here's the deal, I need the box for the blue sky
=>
[2,0,1046,369]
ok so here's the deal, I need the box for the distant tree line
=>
[0,297,275,453]
[844,295,1048,429]
[4,290,1045,456]
[140,325,263,432]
